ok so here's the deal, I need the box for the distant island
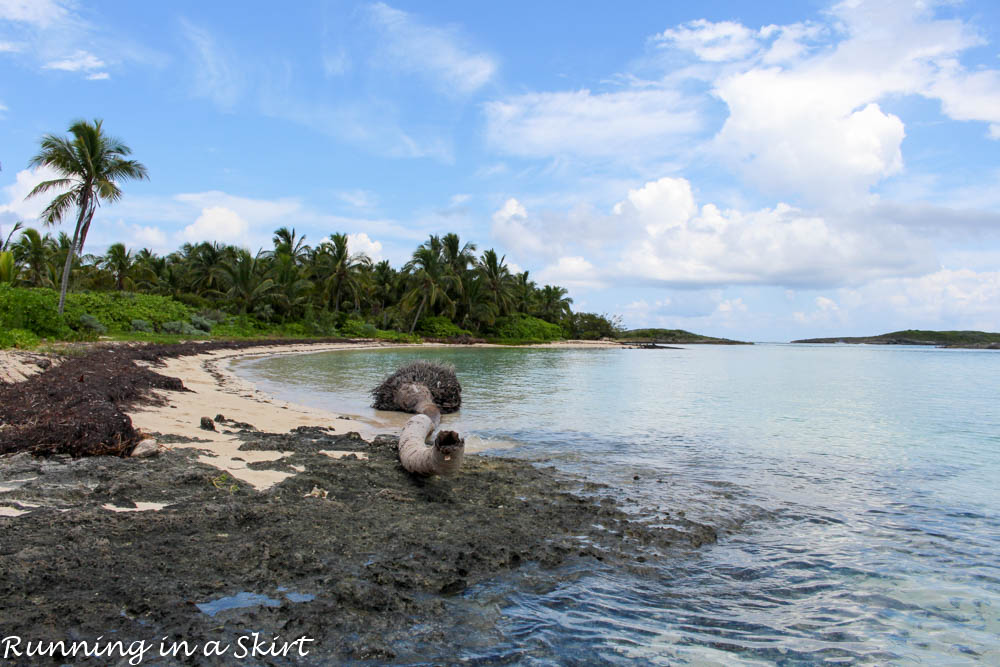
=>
[618,328,752,345]
[791,329,1000,349]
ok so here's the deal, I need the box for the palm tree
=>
[403,245,455,333]
[537,285,573,323]
[314,233,370,313]
[513,270,536,313]
[271,226,309,263]
[100,242,138,291]
[478,249,515,317]
[11,227,56,287]
[216,249,276,315]
[26,119,148,314]
[371,259,398,329]
[0,250,18,284]
[1,220,22,253]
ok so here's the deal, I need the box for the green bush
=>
[161,320,201,336]
[63,291,195,333]
[189,314,213,332]
[77,313,108,335]
[0,328,40,349]
[339,317,377,338]
[131,319,153,333]
[198,308,228,323]
[566,312,623,340]
[416,315,472,338]
[489,314,563,342]
[0,285,73,338]
[373,329,421,343]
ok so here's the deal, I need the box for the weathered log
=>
[372,361,465,476]
[398,414,465,476]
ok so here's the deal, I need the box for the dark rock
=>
[199,417,216,431]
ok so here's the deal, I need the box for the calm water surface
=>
[236,345,1000,664]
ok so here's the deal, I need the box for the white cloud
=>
[42,49,104,72]
[179,19,243,111]
[0,40,22,52]
[346,232,383,261]
[366,2,495,94]
[182,207,250,245]
[86,71,109,81]
[491,197,546,255]
[641,0,1000,204]
[655,19,759,62]
[0,0,67,27]
[484,87,700,160]
[336,189,378,210]
[840,269,1000,329]
[536,256,605,290]
[0,165,70,223]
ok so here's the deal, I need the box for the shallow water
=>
[236,344,1000,664]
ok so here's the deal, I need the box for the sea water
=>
[235,344,1000,664]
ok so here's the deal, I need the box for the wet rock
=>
[199,416,216,431]
[131,439,159,458]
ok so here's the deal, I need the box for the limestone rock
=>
[131,439,159,458]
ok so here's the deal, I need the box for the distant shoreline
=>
[792,329,1000,349]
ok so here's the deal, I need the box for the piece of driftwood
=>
[372,362,465,476]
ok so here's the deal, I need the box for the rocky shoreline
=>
[0,341,718,664]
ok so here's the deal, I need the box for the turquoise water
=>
[236,344,1000,664]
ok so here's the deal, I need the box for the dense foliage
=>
[0,226,622,347]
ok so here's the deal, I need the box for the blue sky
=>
[2,0,1000,341]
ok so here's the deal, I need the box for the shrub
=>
[0,328,40,349]
[0,285,73,338]
[339,317,377,338]
[198,308,228,323]
[416,315,472,338]
[373,329,421,344]
[77,313,108,335]
[131,319,153,333]
[63,291,194,333]
[189,314,213,332]
[566,312,624,340]
[489,314,562,342]
[161,320,201,336]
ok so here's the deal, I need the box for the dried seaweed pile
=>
[0,338,352,458]
[370,360,462,413]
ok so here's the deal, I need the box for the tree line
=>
[0,118,620,340]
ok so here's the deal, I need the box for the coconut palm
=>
[537,284,573,323]
[11,227,56,287]
[314,233,370,313]
[403,245,455,333]
[100,242,139,291]
[1,220,22,252]
[26,119,148,313]
[478,249,515,317]
[216,249,276,315]
[0,251,18,284]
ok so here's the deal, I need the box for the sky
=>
[2,0,1000,341]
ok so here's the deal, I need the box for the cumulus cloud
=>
[346,232,383,261]
[42,49,104,72]
[650,0,1000,203]
[0,0,67,27]
[0,165,70,224]
[182,206,250,245]
[536,256,605,290]
[654,19,759,62]
[366,2,495,94]
[490,176,940,291]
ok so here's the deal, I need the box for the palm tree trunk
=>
[57,194,90,315]
[409,293,427,333]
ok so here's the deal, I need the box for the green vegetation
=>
[618,328,751,345]
[792,330,1000,347]
[0,220,627,349]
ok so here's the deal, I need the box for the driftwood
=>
[372,362,465,476]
